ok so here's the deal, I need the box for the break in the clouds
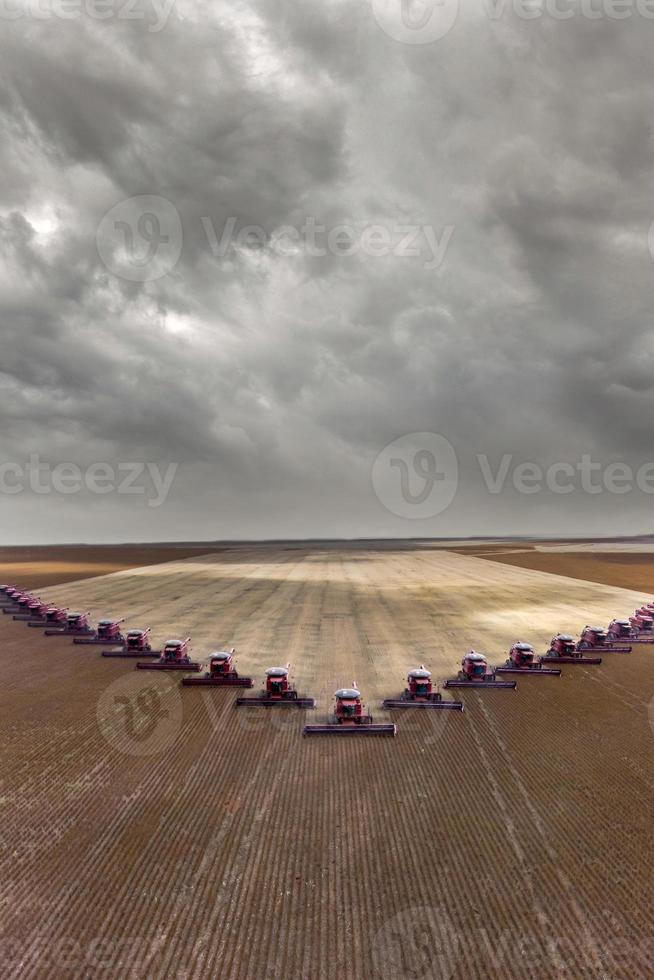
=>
[2,1,654,542]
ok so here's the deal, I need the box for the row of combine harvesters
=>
[3,584,653,738]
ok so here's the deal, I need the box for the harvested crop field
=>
[2,543,654,979]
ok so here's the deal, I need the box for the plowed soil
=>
[457,546,654,594]
[2,544,653,979]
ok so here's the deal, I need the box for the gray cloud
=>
[2,5,654,541]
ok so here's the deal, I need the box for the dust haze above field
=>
[3,4,654,542]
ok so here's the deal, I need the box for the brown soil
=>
[467,548,654,593]
[1,544,653,979]
[0,544,229,589]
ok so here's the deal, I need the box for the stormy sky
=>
[3,1,654,543]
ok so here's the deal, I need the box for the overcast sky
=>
[3,1,654,543]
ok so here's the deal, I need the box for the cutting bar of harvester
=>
[495,666,561,676]
[73,637,121,646]
[102,649,161,658]
[579,645,631,653]
[182,675,253,687]
[540,655,601,665]
[44,628,94,636]
[235,695,316,707]
[444,678,516,689]
[303,722,396,736]
[136,661,201,671]
[381,698,463,710]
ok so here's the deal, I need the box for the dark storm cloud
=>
[2,3,654,541]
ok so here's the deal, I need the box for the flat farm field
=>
[2,543,654,979]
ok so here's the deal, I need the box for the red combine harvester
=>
[73,619,126,646]
[444,652,516,689]
[102,628,159,658]
[0,587,22,605]
[13,598,48,621]
[576,625,631,654]
[2,591,31,613]
[44,611,94,636]
[136,637,200,671]
[182,649,253,687]
[28,606,67,628]
[236,664,315,707]
[11,593,36,614]
[304,685,396,736]
[541,634,601,665]
[629,611,654,640]
[27,606,68,630]
[382,666,463,710]
[495,642,561,676]
[607,618,653,644]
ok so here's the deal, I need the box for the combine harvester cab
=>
[541,634,601,665]
[495,642,561,676]
[73,618,125,646]
[628,612,654,642]
[13,598,47,621]
[304,685,396,736]
[576,625,631,654]
[236,664,314,707]
[382,666,463,710]
[136,637,200,671]
[444,652,516,689]
[44,611,94,637]
[102,627,158,658]
[183,649,253,687]
[29,605,67,628]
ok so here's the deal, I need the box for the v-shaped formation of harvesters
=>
[3,582,653,739]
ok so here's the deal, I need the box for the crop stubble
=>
[1,545,653,979]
